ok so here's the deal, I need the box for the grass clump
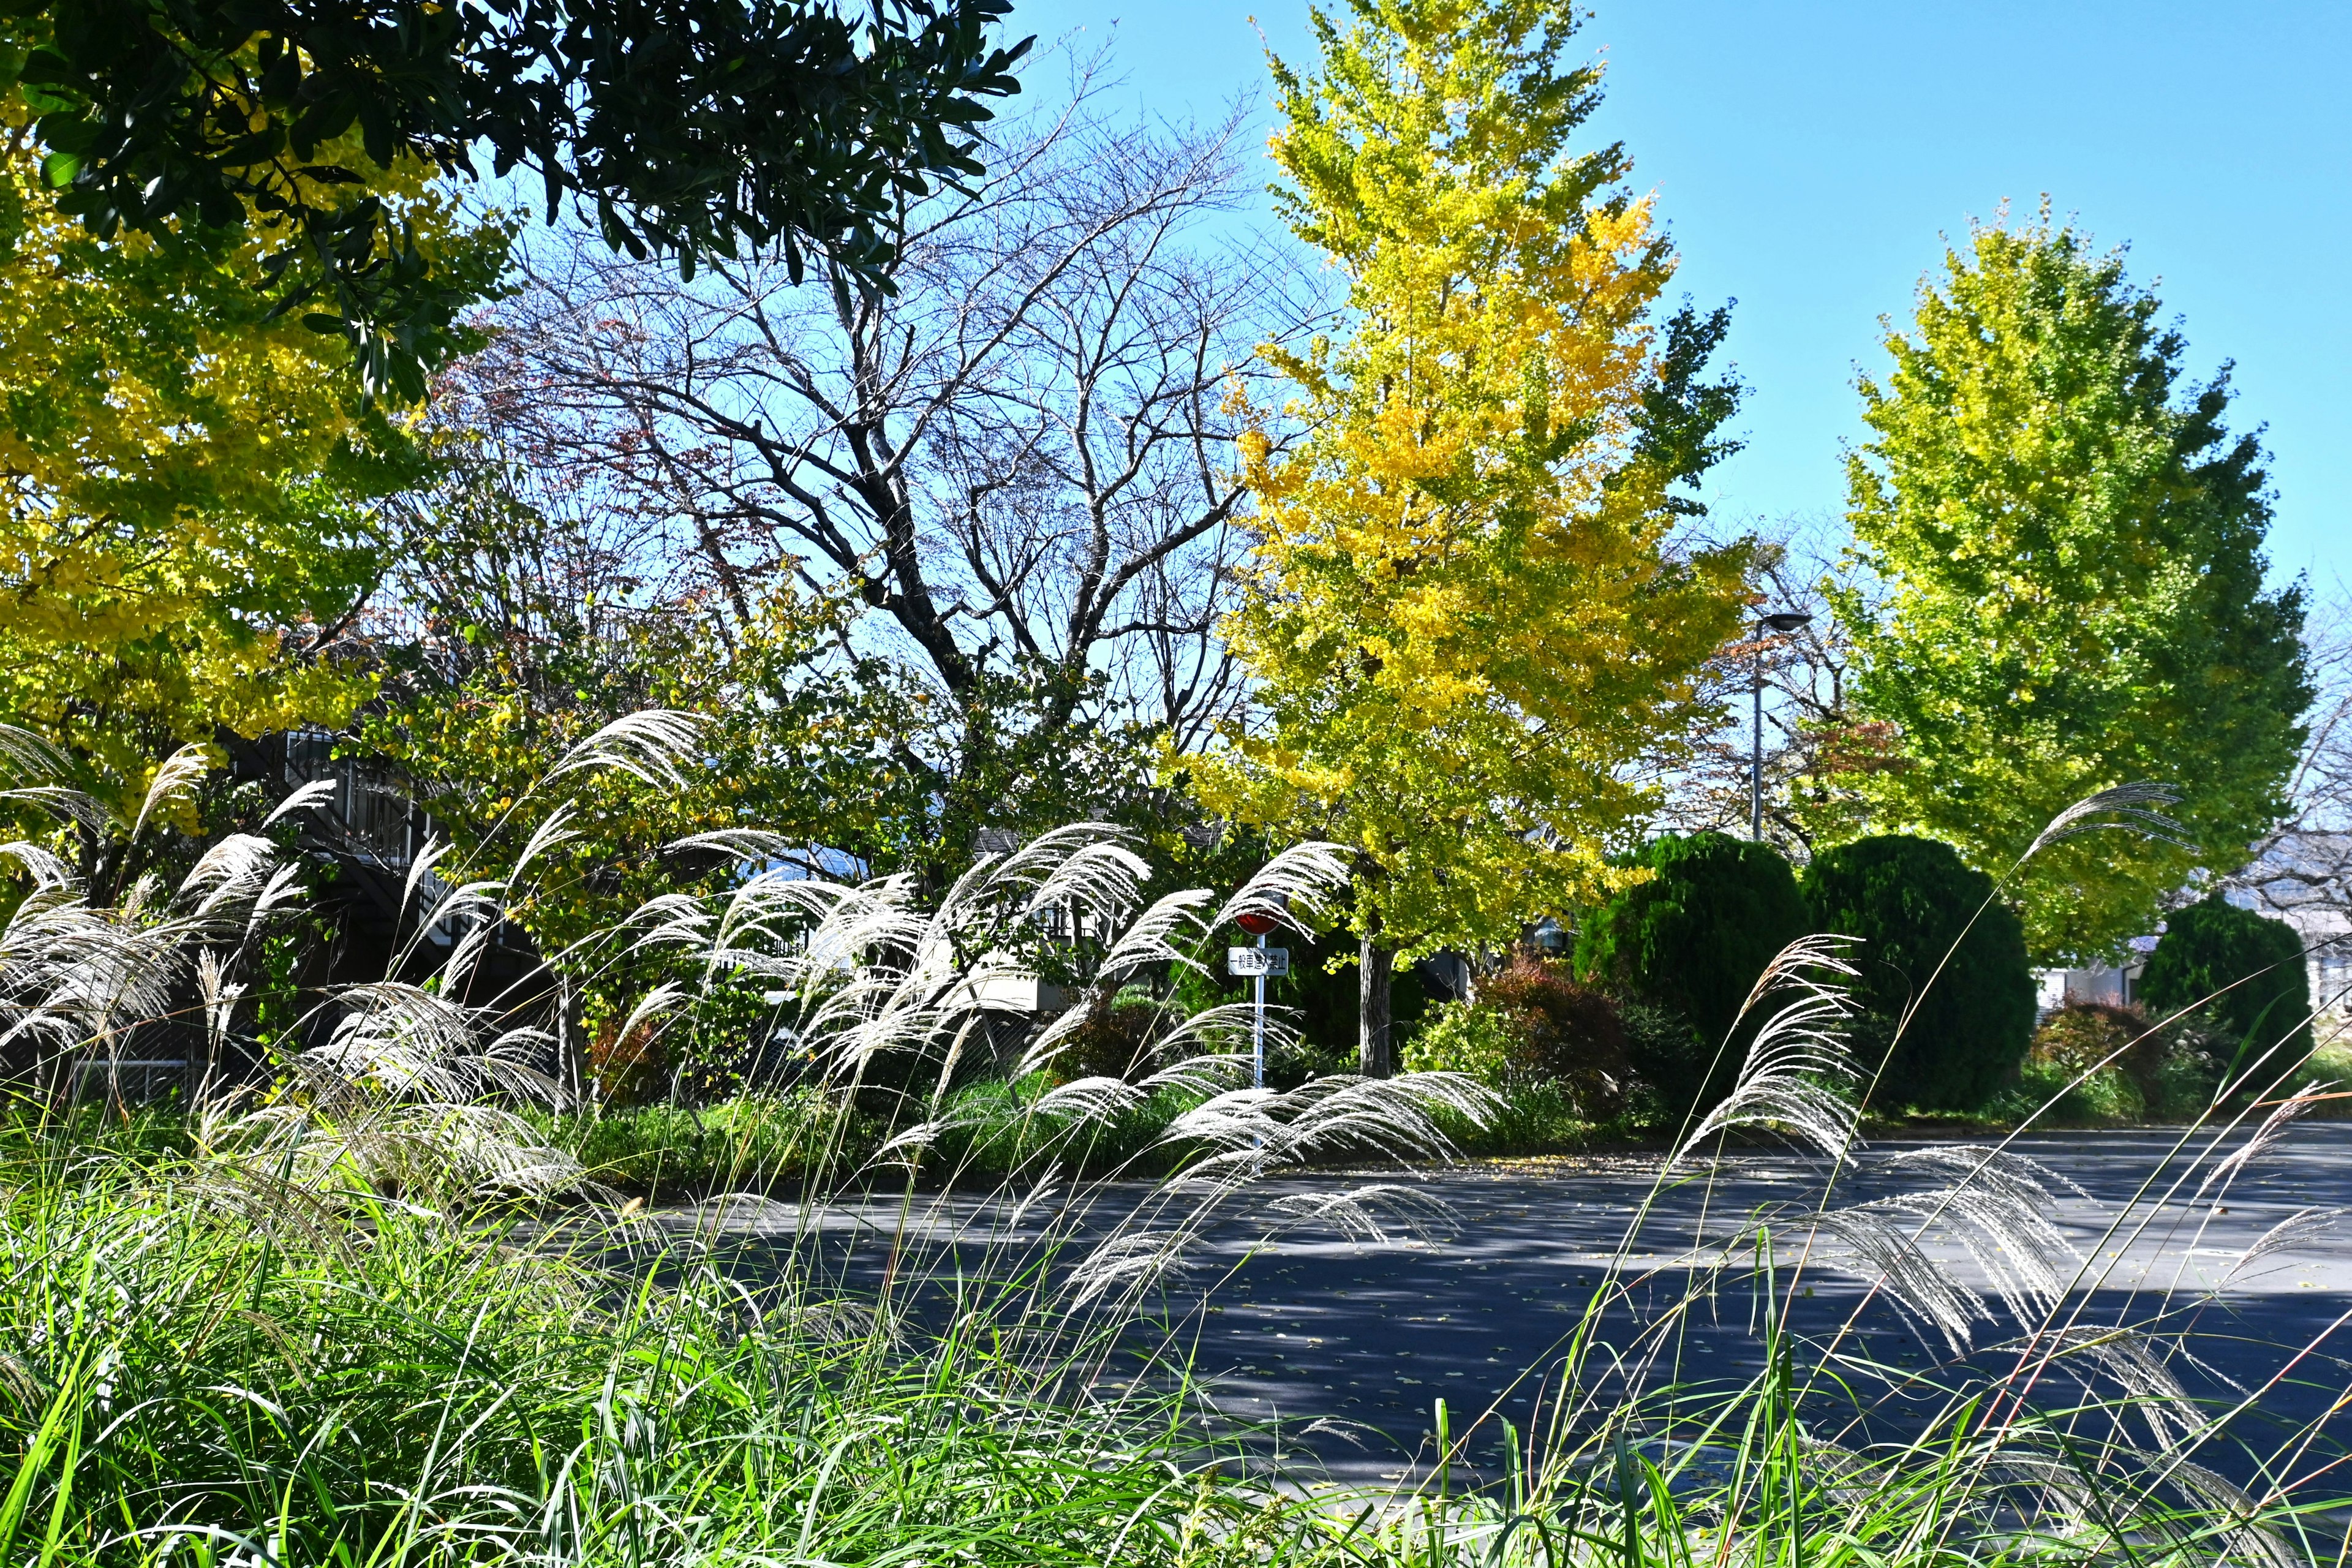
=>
[0,1131,1311,1566]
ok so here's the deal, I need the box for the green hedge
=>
[1800,834,2034,1112]
[2139,894,2313,1073]
[1573,831,1811,1116]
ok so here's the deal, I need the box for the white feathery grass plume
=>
[2029,1324,2211,1448]
[1155,1071,1494,1169]
[0,842,74,892]
[1805,1204,1987,1353]
[192,948,244,1089]
[473,1027,570,1107]
[1213,840,1351,935]
[129,744,212,843]
[2198,1082,2331,1199]
[701,870,875,986]
[2021,781,2189,861]
[506,800,579,888]
[0,783,110,832]
[616,981,690,1044]
[119,870,168,923]
[872,1120,947,1163]
[625,889,719,954]
[4,899,188,1038]
[1876,1146,2087,1324]
[543,708,707,790]
[178,833,282,921]
[0,722,70,784]
[427,889,504,995]
[394,878,503,973]
[2217,1208,2344,1292]
[247,861,309,937]
[1094,887,1217,982]
[1005,1168,1063,1229]
[298,981,482,1102]
[663,827,798,864]
[1010,992,1112,1080]
[1728,930,1863,1032]
[1016,830,1150,932]
[1148,1000,1293,1063]
[2164,1461,2301,1568]
[1138,1049,1255,1101]
[1672,937,1863,1166]
[399,835,456,925]
[262,777,340,827]
[1265,1182,1453,1243]
[1065,1230,1192,1307]
[1030,1074,1150,1126]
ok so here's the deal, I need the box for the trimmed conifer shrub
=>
[1800,834,2034,1112]
[2139,894,2314,1072]
[1572,832,1811,1115]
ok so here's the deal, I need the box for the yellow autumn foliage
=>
[1186,0,1751,960]
[0,100,507,803]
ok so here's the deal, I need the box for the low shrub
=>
[1400,954,1629,1120]
[1400,1000,1517,1084]
[1477,951,1631,1119]
[1994,1055,2145,1125]
[1800,834,2035,1112]
[1049,984,1163,1081]
[534,1091,843,1194]
[2014,1003,2149,1123]
[1574,831,1811,1117]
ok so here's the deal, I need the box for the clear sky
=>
[1000,0,2352,591]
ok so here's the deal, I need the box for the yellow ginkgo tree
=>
[0,101,509,823]
[1184,0,1752,1072]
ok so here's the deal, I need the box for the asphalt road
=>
[665,1123,2352,1490]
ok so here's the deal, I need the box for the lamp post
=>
[1752,611,1812,840]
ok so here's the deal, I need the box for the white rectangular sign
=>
[1227,946,1290,978]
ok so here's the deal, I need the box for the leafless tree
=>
[447,60,1317,861]
[1656,520,1896,858]
[2222,585,2352,1008]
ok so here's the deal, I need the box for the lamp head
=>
[1759,611,1812,633]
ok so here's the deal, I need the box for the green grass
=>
[0,1126,1298,1566]
[7,1110,2343,1567]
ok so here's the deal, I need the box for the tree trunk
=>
[1359,935,1395,1077]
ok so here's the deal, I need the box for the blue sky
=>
[1001,0,2352,591]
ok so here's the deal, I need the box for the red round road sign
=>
[1235,911,1281,936]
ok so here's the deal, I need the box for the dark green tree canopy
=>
[1801,834,2035,1112]
[5,0,1030,398]
[2139,894,2313,1068]
[1572,831,1811,1113]
[1833,214,2309,964]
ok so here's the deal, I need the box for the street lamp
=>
[1752,611,1812,840]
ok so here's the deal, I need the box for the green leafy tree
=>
[1832,212,2309,963]
[1801,834,2035,1113]
[1186,0,1752,1073]
[4,0,1030,398]
[1571,832,1810,1115]
[2139,894,2313,1070]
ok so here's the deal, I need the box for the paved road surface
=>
[665,1124,2352,1488]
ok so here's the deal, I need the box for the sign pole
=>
[1253,931,1267,1088]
